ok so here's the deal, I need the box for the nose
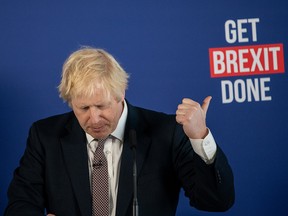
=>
[89,107,101,124]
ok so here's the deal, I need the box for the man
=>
[5,47,235,216]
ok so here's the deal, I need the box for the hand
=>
[176,96,212,139]
[47,214,55,216]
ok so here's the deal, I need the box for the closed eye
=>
[80,106,90,111]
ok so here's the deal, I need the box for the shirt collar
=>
[86,100,128,143]
[111,100,127,142]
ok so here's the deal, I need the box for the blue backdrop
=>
[1,0,287,215]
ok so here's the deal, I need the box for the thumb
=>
[202,96,212,114]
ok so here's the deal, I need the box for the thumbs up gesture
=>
[176,96,212,139]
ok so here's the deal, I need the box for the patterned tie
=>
[92,137,109,216]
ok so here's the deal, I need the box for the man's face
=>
[71,88,124,139]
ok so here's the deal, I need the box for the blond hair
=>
[58,47,129,104]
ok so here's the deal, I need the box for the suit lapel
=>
[116,103,151,216]
[60,116,92,216]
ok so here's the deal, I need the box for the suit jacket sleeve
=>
[123,104,234,215]
[172,123,235,212]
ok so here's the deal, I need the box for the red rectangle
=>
[209,43,285,78]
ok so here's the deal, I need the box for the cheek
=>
[101,111,113,123]
[74,112,89,126]
[110,110,122,126]
[102,110,117,125]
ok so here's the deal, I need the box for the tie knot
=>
[98,138,106,144]
[95,136,110,151]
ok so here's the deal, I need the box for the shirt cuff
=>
[189,129,217,164]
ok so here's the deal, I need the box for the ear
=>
[68,100,73,108]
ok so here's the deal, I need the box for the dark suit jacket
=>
[5,102,235,216]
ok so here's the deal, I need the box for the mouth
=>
[90,125,105,132]
[85,121,112,138]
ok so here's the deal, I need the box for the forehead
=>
[71,87,112,105]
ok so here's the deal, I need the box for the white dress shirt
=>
[190,130,217,164]
[86,101,127,216]
[86,100,217,216]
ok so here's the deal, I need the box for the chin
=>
[91,131,110,139]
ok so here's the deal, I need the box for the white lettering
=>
[260,77,272,101]
[247,18,260,42]
[264,48,269,70]
[221,78,272,103]
[221,80,234,103]
[246,79,260,101]
[237,19,249,43]
[225,20,237,44]
[226,50,238,73]
[224,18,260,43]
[250,48,263,71]
[234,79,246,102]
[269,47,280,70]
[213,51,225,74]
[238,49,249,72]
[211,45,281,75]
